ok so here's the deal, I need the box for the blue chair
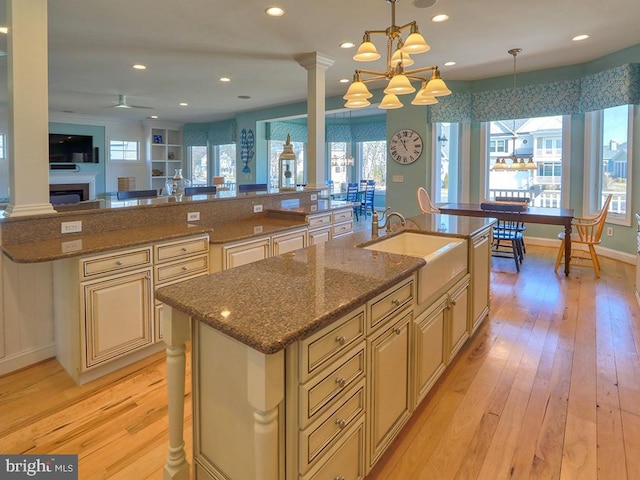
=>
[184,185,217,195]
[116,189,158,200]
[346,182,359,221]
[480,201,526,271]
[360,183,375,217]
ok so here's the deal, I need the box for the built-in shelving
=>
[148,126,183,194]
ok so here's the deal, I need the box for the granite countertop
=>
[156,213,496,354]
[267,199,356,218]
[207,216,308,244]
[2,223,213,263]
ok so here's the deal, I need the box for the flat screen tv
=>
[49,134,97,163]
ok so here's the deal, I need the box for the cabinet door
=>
[308,227,331,246]
[82,268,153,369]
[413,298,446,407]
[272,229,307,256]
[471,230,491,334]
[448,281,469,362]
[223,238,270,269]
[368,310,412,468]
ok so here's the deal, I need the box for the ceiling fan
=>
[111,94,153,109]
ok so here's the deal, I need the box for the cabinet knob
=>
[181,266,188,271]
[181,247,188,252]
[335,418,347,429]
[450,299,457,306]
[336,335,347,346]
[391,299,400,307]
[335,377,346,388]
[115,260,124,266]
[335,477,345,480]
[393,327,402,335]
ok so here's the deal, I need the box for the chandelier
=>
[343,0,451,109]
[491,48,536,171]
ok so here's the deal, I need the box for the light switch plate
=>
[61,220,82,234]
[254,204,263,213]
[310,194,318,201]
[187,212,200,221]
[392,175,404,183]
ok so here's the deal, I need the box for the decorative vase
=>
[170,168,189,195]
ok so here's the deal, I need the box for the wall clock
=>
[389,129,423,165]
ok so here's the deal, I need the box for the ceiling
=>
[2,0,640,124]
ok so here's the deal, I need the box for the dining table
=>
[438,202,575,275]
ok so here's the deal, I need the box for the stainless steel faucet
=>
[384,212,406,233]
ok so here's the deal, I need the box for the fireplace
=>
[49,183,90,204]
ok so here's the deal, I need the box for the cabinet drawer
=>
[154,254,209,284]
[300,379,365,471]
[81,247,152,279]
[332,221,353,238]
[308,214,332,229]
[300,308,365,383]
[300,344,365,427]
[368,278,414,332]
[302,417,365,480]
[332,209,353,223]
[154,235,209,263]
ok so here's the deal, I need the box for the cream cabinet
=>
[331,209,354,239]
[153,235,210,341]
[470,227,491,335]
[53,234,208,385]
[446,275,470,362]
[308,227,331,246]
[367,308,412,469]
[271,227,307,256]
[413,299,446,407]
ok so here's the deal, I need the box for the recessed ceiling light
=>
[0,27,8,34]
[220,77,231,82]
[572,34,590,42]
[179,102,188,106]
[444,61,456,66]
[238,95,251,99]
[265,6,285,17]
[339,78,350,83]
[340,42,356,49]
[431,14,449,22]
[132,64,147,70]
[149,115,158,119]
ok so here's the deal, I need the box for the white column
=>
[4,0,54,217]
[162,307,191,480]
[296,52,334,189]
[246,348,285,480]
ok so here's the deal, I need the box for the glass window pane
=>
[360,140,386,188]
[488,115,563,207]
[189,146,208,185]
[600,105,629,215]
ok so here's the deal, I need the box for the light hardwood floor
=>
[1,244,639,479]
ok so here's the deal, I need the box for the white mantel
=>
[49,171,98,200]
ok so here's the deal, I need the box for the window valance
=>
[182,119,237,147]
[266,122,308,142]
[428,63,639,123]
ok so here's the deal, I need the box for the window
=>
[489,139,507,153]
[328,142,355,191]
[0,133,7,202]
[433,123,463,203]
[359,140,387,188]
[268,140,306,188]
[585,104,633,223]
[109,140,139,161]
[486,115,565,207]
[216,144,237,186]
[188,146,208,185]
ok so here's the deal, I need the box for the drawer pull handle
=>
[335,377,346,388]
[181,247,188,252]
[181,266,188,271]
[391,299,400,307]
[115,260,124,266]
[393,327,402,335]
[450,299,457,306]
[336,335,347,346]
[336,476,345,480]
[336,418,347,429]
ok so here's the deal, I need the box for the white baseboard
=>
[526,236,636,265]
[0,343,56,377]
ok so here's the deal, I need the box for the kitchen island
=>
[155,213,495,480]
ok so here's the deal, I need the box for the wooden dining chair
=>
[184,185,217,195]
[360,183,375,217]
[554,194,612,277]
[481,201,527,272]
[417,187,439,213]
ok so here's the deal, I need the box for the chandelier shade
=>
[379,94,403,109]
[344,0,449,109]
[344,98,372,108]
